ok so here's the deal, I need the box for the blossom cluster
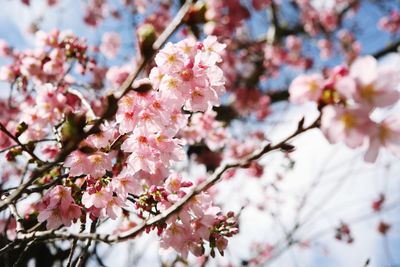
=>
[136,174,238,258]
[264,35,314,77]
[180,109,228,151]
[0,30,90,86]
[294,0,358,36]
[31,36,238,258]
[289,56,400,162]
[37,185,82,229]
[378,9,400,34]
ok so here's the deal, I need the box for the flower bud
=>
[137,24,156,58]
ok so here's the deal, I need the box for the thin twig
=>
[76,220,97,267]
[0,122,45,164]
[12,239,36,267]
[66,223,85,267]
[0,138,56,154]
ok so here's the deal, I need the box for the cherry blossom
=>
[346,56,400,108]
[37,185,81,229]
[365,116,400,162]
[379,9,400,34]
[100,32,121,59]
[321,105,373,148]
[1,1,400,265]
[289,74,324,104]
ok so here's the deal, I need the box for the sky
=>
[1,0,400,266]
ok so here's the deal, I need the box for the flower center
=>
[341,113,355,129]
[360,83,376,103]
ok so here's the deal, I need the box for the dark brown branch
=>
[373,39,400,58]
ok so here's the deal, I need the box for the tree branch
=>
[0,138,56,155]
[373,39,400,58]
[11,116,320,244]
[8,202,24,233]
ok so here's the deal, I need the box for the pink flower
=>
[180,109,228,151]
[164,173,192,195]
[0,66,16,82]
[176,38,197,58]
[20,56,42,77]
[187,68,224,111]
[321,105,373,148]
[317,39,333,59]
[319,9,338,32]
[82,186,113,209]
[149,67,164,89]
[111,168,142,198]
[100,32,121,59]
[104,196,125,219]
[149,134,185,166]
[86,125,114,149]
[161,221,207,258]
[64,151,90,176]
[160,222,192,258]
[196,192,215,213]
[117,88,175,135]
[191,206,219,239]
[116,110,140,135]
[0,39,12,57]
[252,0,271,10]
[379,10,400,34]
[347,56,400,108]
[37,186,81,229]
[36,83,67,121]
[106,65,131,87]
[87,152,113,177]
[364,116,400,163]
[198,35,226,65]
[155,42,187,73]
[286,35,302,53]
[122,131,158,173]
[289,74,324,104]
[42,48,65,75]
[186,84,219,112]
[165,108,188,136]
[39,185,74,210]
[64,151,112,177]
[155,37,226,112]
[158,74,188,105]
[138,162,169,185]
